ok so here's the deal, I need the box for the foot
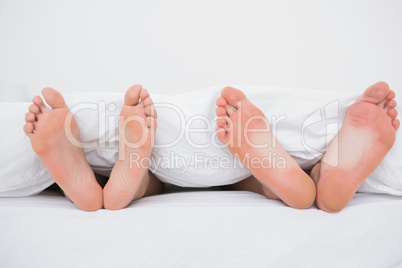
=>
[314,81,399,212]
[215,86,316,209]
[103,85,157,210]
[23,88,103,211]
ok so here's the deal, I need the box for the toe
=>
[216,106,226,117]
[361,81,390,105]
[384,99,397,112]
[32,95,48,112]
[216,96,228,107]
[124,84,142,106]
[42,87,67,109]
[143,96,154,107]
[387,90,396,100]
[225,105,235,116]
[25,112,36,123]
[145,105,157,118]
[220,86,246,109]
[216,127,228,144]
[146,116,157,130]
[392,119,400,130]
[23,122,34,136]
[388,109,398,120]
[379,90,396,108]
[216,116,228,128]
[28,104,40,115]
[140,88,150,101]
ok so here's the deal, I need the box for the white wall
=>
[0,0,401,99]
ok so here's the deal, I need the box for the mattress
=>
[1,186,401,268]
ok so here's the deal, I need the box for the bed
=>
[1,185,402,267]
[1,84,402,267]
[1,1,402,267]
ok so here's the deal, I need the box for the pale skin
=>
[24,85,163,211]
[216,81,399,212]
[23,82,399,212]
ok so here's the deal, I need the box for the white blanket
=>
[1,85,401,196]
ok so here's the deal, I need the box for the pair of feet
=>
[215,81,399,212]
[24,85,158,211]
[24,82,399,212]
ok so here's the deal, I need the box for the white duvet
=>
[1,85,401,196]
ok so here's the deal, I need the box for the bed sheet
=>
[1,187,402,268]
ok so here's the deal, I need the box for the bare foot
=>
[23,87,103,211]
[103,85,158,210]
[312,81,400,212]
[215,86,316,209]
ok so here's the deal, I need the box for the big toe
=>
[361,81,391,105]
[220,86,246,109]
[124,84,142,106]
[42,87,67,109]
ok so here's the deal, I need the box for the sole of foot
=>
[23,87,103,211]
[316,81,399,212]
[103,84,157,210]
[215,86,316,209]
